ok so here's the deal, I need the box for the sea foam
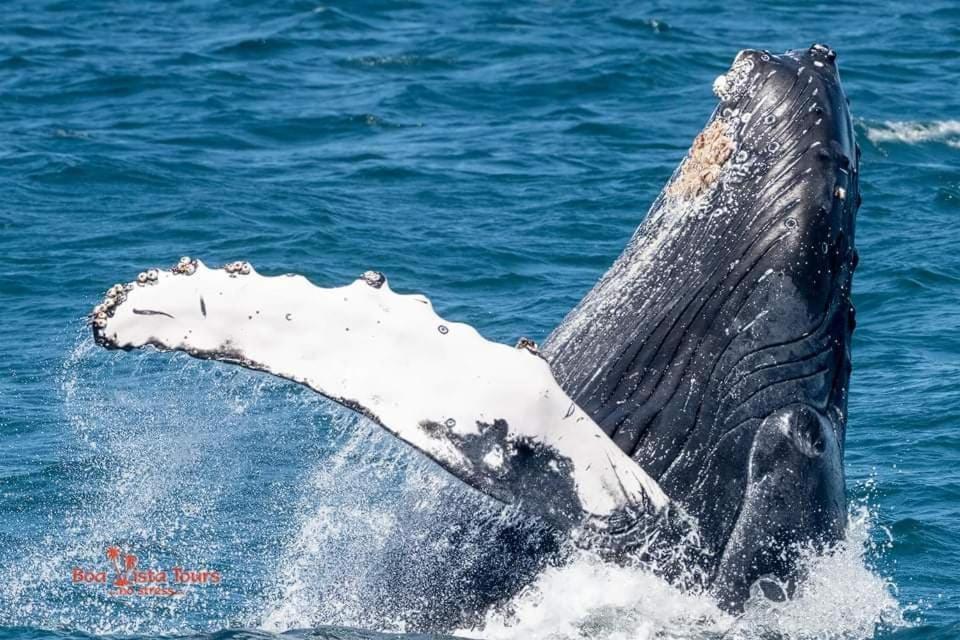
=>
[864,120,960,149]
[463,505,908,640]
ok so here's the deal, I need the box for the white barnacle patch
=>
[712,74,730,100]
[668,118,735,200]
[361,270,386,288]
[776,411,794,437]
[93,259,668,528]
[483,446,505,470]
[173,257,198,276]
[713,51,755,103]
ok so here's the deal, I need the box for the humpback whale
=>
[545,44,858,607]
[87,44,859,614]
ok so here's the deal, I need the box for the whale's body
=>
[88,45,858,618]
[544,44,858,607]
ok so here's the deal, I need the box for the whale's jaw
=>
[543,44,859,609]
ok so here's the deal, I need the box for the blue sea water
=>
[1,1,959,638]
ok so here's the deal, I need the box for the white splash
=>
[461,550,729,640]
[258,413,403,633]
[0,334,292,635]
[462,505,909,640]
[864,120,960,149]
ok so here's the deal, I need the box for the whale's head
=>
[679,44,859,237]
[700,45,859,606]
[545,45,860,609]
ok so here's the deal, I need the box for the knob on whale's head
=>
[695,44,860,327]
[674,45,860,255]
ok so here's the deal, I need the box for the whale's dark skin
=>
[543,44,859,610]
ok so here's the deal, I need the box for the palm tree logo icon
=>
[106,546,137,587]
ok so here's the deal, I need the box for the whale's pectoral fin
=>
[90,258,667,531]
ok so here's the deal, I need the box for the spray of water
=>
[0,332,327,634]
[0,333,911,639]
[464,504,908,640]
[252,412,559,634]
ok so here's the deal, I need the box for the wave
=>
[864,120,960,149]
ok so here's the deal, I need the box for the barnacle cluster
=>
[89,282,132,333]
[90,256,201,343]
[668,118,735,200]
[361,270,386,288]
[135,268,160,285]
[515,337,540,355]
[224,261,252,276]
[172,255,197,275]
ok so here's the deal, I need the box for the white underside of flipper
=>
[90,259,667,529]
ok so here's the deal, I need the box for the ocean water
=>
[1,1,958,639]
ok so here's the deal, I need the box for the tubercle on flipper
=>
[91,256,260,345]
[92,256,194,345]
[172,256,198,275]
[89,282,130,332]
[90,258,392,347]
[361,270,386,289]
[224,260,252,276]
